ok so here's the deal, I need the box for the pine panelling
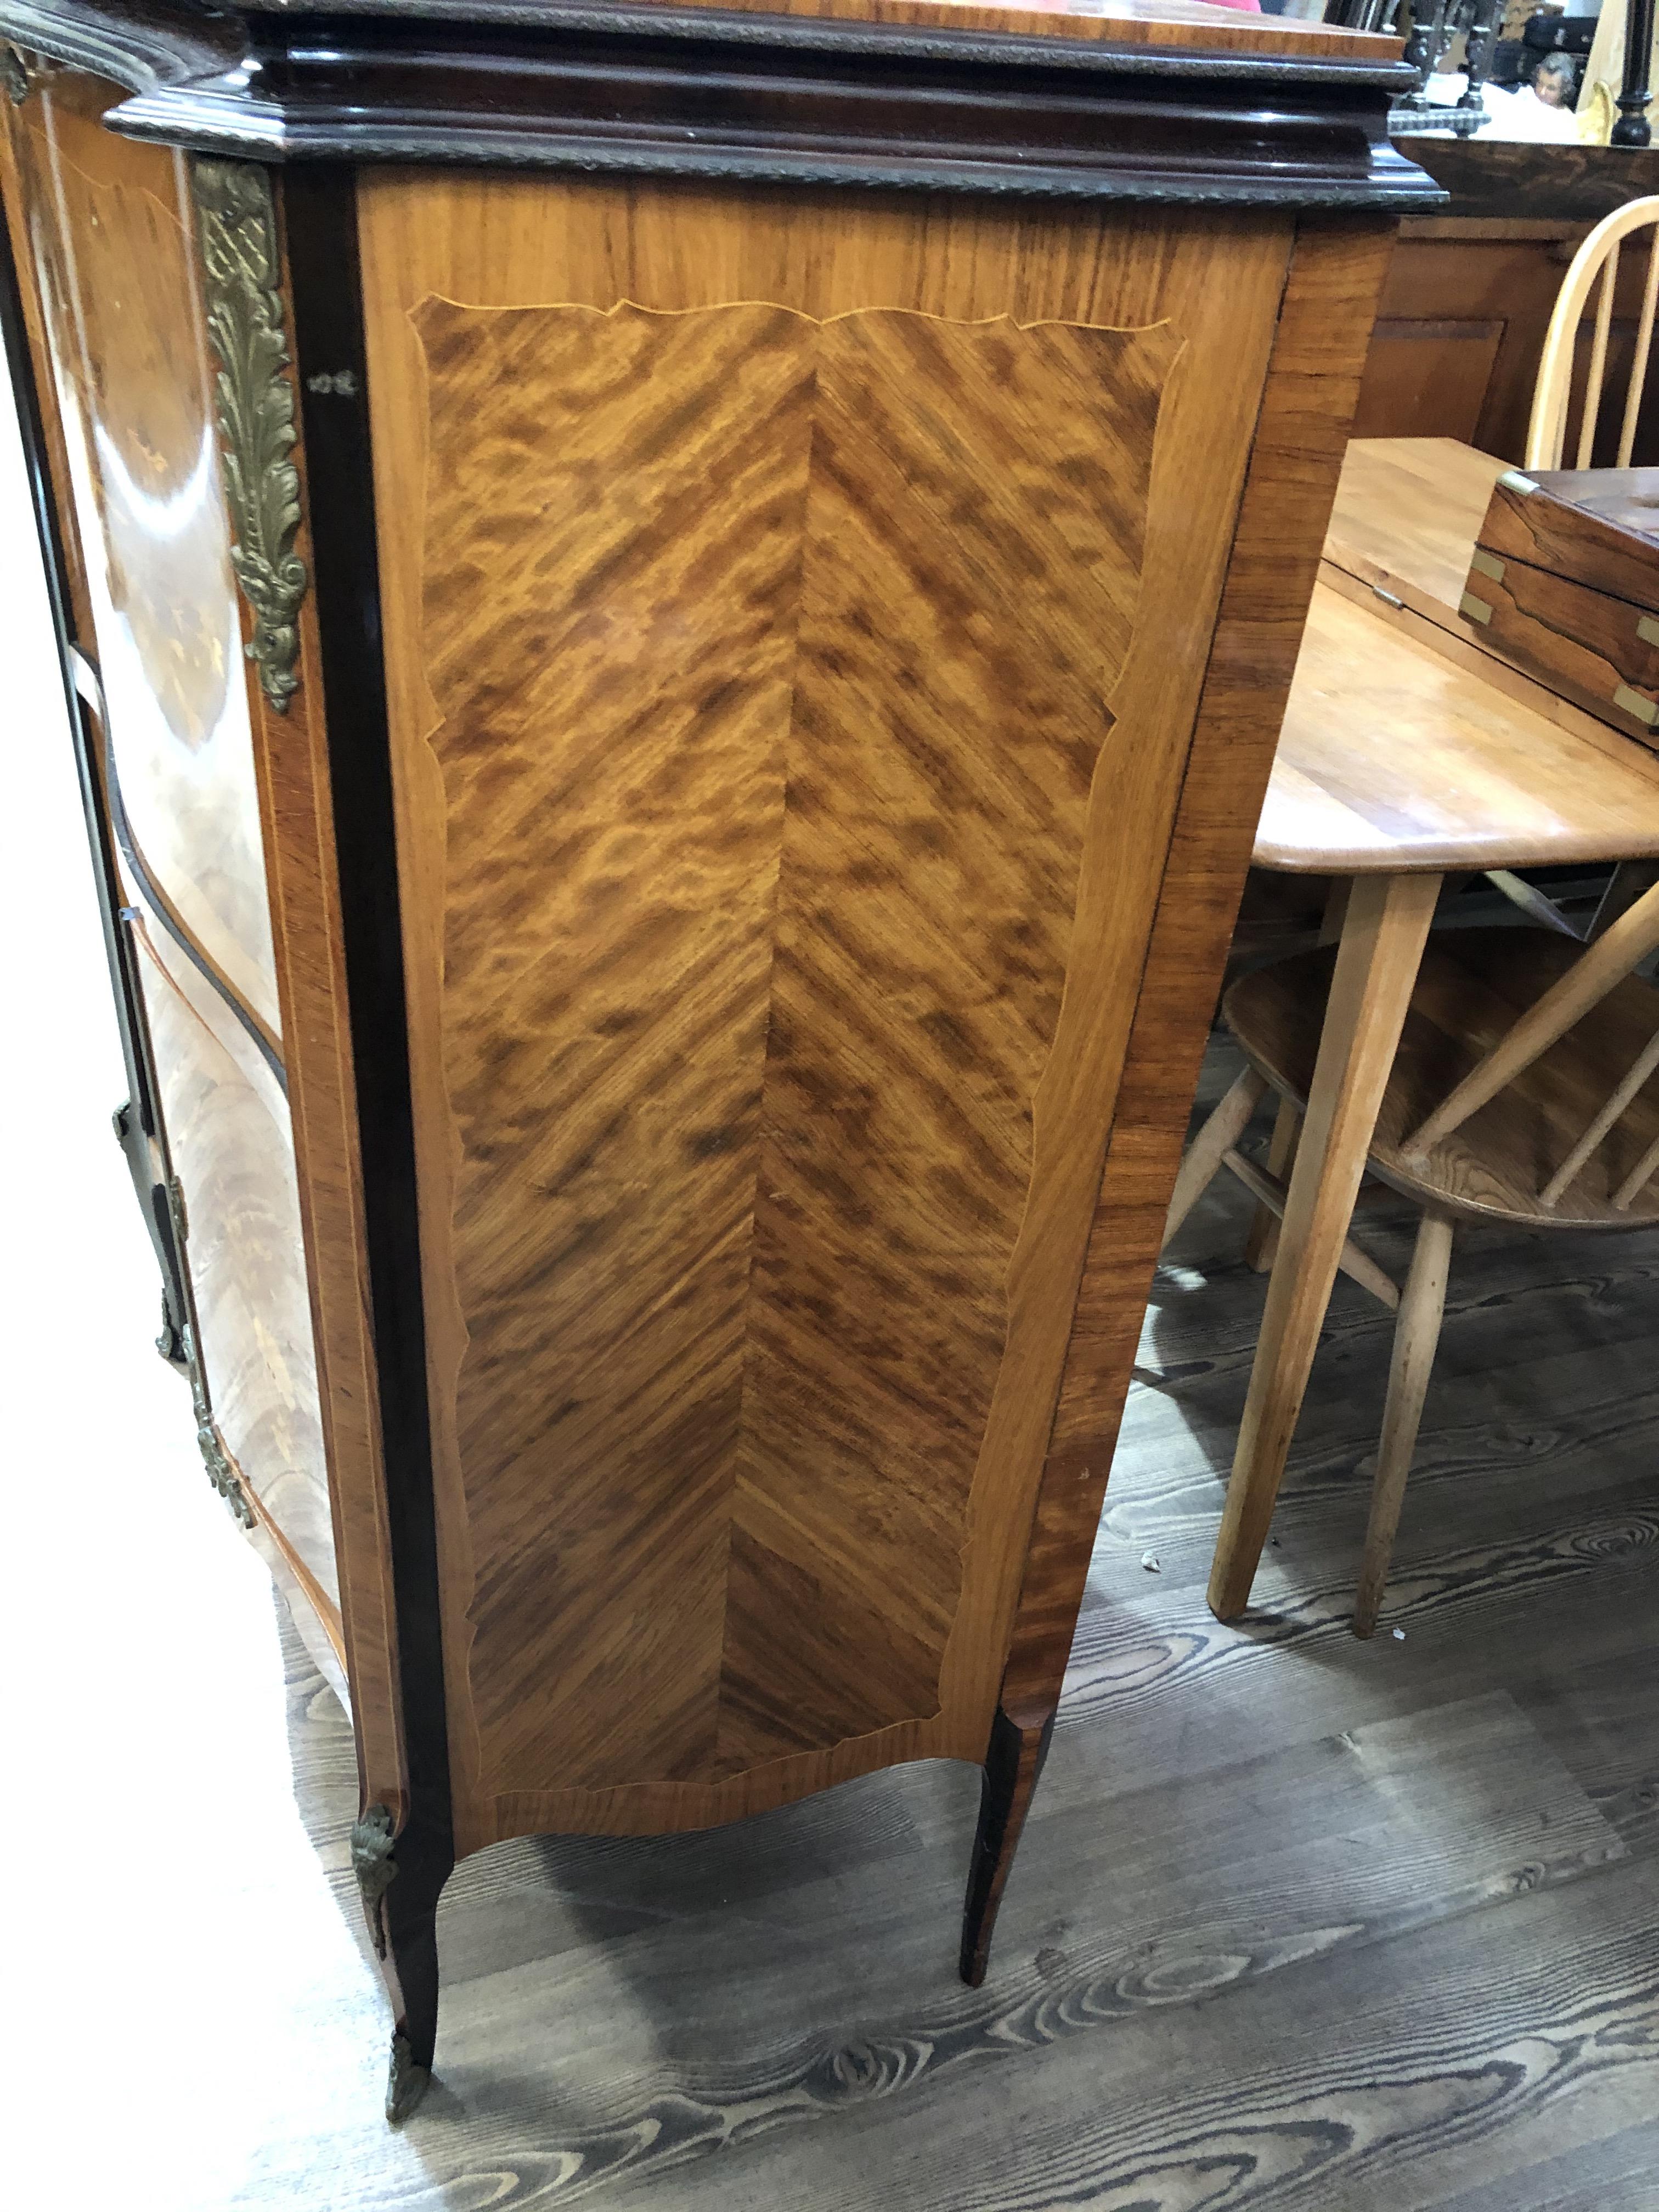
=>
[358,175,1299,1850]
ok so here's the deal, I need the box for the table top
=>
[1259,439,1659,875]
[1324,438,1510,634]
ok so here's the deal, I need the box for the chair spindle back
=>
[1402,878,1659,1210]
[1527,196,1659,473]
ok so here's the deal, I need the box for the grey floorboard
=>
[1426,2117,1659,2211]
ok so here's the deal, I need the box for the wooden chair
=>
[1526,195,1659,473]
[1164,878,1659,1637]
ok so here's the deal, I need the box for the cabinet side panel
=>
[359,174,1295,1846]
[1005,216,1400,1718]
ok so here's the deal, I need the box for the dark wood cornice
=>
[0,1,1441,208]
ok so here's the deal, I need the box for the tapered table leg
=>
[1207,870,1442,1621]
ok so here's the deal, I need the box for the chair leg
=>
[1161,1066,1268,1252]
[1353,1211,1454,1640]
[1243,1096,1300,1273]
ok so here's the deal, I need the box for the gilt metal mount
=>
[350,1804,400,1960]
[386,2032,430,2124]
[184,1325,257,1528]
[191,159,308,714]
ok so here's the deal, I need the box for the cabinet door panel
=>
[5,71,280,1041]
[131,917,341,1624]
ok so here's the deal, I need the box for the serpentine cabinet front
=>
[0,0,1427,2121]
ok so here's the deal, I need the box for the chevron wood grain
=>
[359,178,1299,1852]
[406,294,1181,1804]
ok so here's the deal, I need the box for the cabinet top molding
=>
[0,0,1439,208]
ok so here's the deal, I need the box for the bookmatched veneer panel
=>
[360,175,1300,1849]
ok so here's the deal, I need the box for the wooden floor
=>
[171,1035,1654,2211]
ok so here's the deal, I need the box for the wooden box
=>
[1463,465,1659,746]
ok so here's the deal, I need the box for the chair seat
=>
[1224,928,1659,1230]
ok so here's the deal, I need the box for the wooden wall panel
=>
[360,175,1300,1850]
[1352,217,1659,466]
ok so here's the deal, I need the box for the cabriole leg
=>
[959,1701,1056,1988]
[352,1806,452,2121]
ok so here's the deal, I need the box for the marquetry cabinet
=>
[0,0,1432,2120]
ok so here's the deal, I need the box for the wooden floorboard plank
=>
[578,1849,1659,2212]
[1424,2115,1659,2210]
[1514,1647,1659,1858]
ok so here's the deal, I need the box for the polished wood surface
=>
[0,61,409,1821]
[254,179,411,1824]
[1259,580,1659,874]
[0,103,93,642]
[359,169,1304,1851]
[1000,216,1398,1733]
[1,75,283,1037]
[1481,461,1659,608]
[1324,435,1510,626]
[129,916,340,1608]
[1460,546,1659,748]
[0,70,357,1654]
[0,0,1428,219]
[578,0,1398,54]
[1,0,1427,2118]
